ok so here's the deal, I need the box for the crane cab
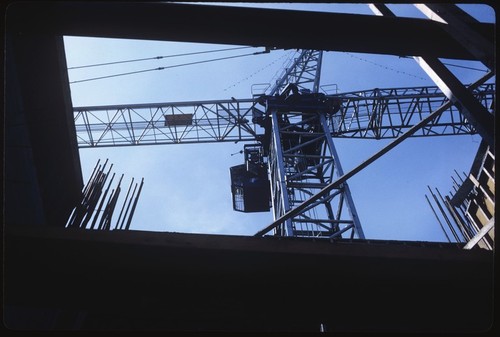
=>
[230,145,271,213]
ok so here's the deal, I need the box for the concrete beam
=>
[414,4,495,69]
[6,1,494,60]
[4,226,494,331]
[6,32,83,227]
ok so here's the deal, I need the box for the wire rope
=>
[398,56,488,72]
[267,50,301,94]
[442,63,489,72]
[67,46,255,69]
[70,50,266,84]
[266,50,297,91]
[222,50,293,92]
[344,52,428,81]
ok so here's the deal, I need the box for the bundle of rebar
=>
[66,159,144,230]
[425,170,493,249]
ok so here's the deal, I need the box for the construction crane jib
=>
[73,49,495,240]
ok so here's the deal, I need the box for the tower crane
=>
[73,49,495,240]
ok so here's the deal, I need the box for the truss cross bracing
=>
[74,83,494,148]
[72,48,494,241]
[266,104,364,239]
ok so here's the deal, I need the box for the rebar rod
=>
[81,168,108,229]
[90,166,115,230]
[116,178,134,230]
[99,173,124,230]
[444,195,472,241]
[80,171,105,228]
[104,186,121,230]
[120,182,138,230]
[67,161,102,228]
[435,187,467,242]
[82,159,101,199]
[125,178,144,231]
[105,174,124,230]
[428,186,461,242]
[99,188,115,230]
[425,194,451,242]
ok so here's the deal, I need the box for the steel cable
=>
[67,46,255,69]
[70,50,266,84]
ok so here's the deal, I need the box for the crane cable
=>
[69,49,269,84]
[398,55,489,72]
[223,50,294,92]
[67,46,255,69]
[344,52,428,80]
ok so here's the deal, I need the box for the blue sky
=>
[63,3,494,241]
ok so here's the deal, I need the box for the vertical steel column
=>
[312,51,323,94]
[270,109,294,236]
[266,50,326,237]
[264,106,365,238]
[319,113,365,239]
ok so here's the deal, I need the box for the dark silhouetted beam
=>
[6,2,494,60]
[414,4,495,69]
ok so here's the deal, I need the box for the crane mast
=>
[255,82,365,238]
[73,49,495,240]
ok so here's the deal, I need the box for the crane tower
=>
[5,2,495,331]
[74,49,494,239]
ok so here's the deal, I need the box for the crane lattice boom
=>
[74,83,494,148]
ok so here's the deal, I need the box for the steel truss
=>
[330,84,494,139]
[74,99,260,147]
[268,49,323,94]
[267,106,364,238]
[74,83,494,147]
[260,50,363,238]
[74,50,323,148]
[73,48,494,241]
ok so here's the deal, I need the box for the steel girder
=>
[74,84,494,147]
[9,2,494,60]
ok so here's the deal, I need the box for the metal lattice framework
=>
[330,84,495,139]
[73,48,494,240]
[260,50,364,238]
[74,99,260,147]
[267,105,364,238]
[74,83,494,147]
[267,50,323,94]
